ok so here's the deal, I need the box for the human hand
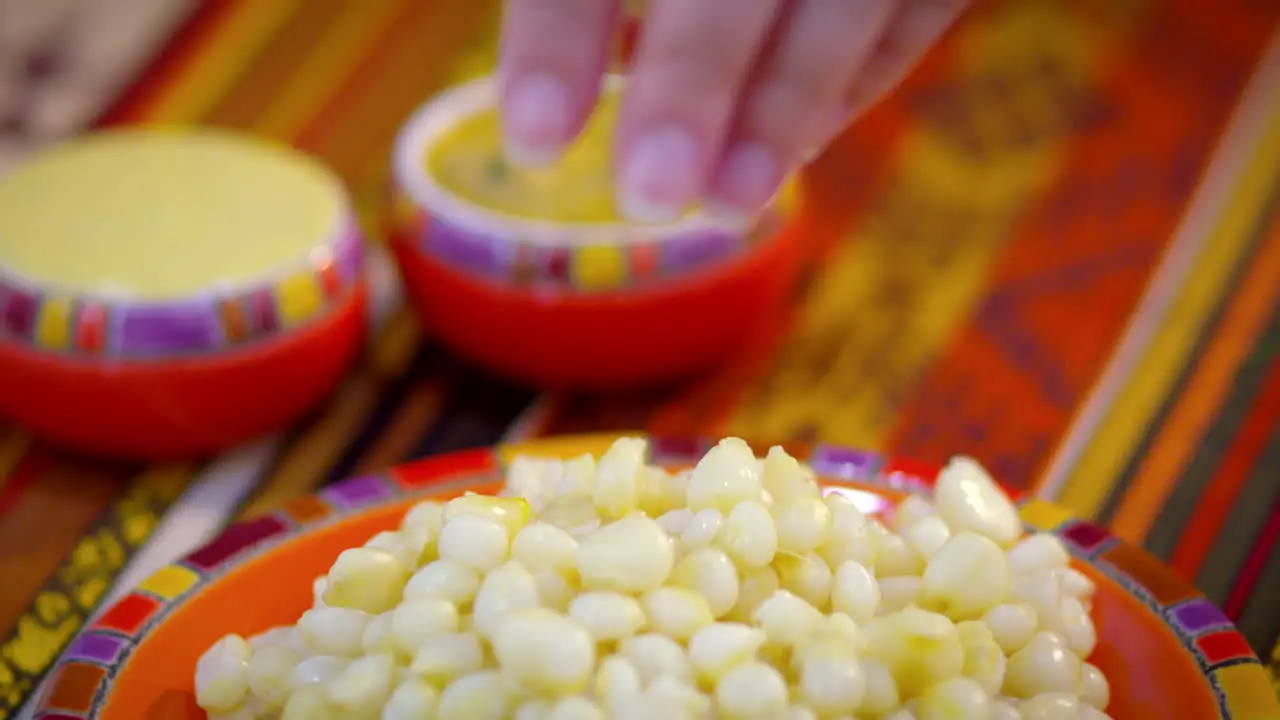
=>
[497,0,967,222]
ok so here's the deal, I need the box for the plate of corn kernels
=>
[34,435,1280,719]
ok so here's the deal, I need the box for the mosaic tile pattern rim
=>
[0,218,365,359]
[32,434,1280,719]
[388,74,790,293]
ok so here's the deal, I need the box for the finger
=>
[707,0,899,213]
[614,0,781,222]
[498,0,620,166]
[835,0,969,136]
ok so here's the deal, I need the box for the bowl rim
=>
[0,128,365,360]
[390,74,758,246]
[0,127,355,304]
[33,433,1279,719]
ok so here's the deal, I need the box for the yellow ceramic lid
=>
[0,128,347,300]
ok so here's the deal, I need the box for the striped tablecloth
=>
[2,0,1280,716]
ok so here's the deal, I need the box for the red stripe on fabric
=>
[1171,354,1280,577]
[1223,482,1280,618]
[96,0,245,126]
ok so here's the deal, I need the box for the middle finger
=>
[615,0,780,222]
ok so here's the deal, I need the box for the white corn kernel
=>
[715,661,788,718]
[1059,596,1097,656]
[511,522,579,576]
[656,508,695,535]
[918,676,991,720]
[639,466,689,517]
[403,558,481,606]
[1010,570,1064,634]
[539,493,603,538]
[982,602,1038,654]
[688,622,767,683]
[594,656,642,710]
[365,530,419,570]
[390,597,460,655]
[918,532,1011,619]
[859,659,901,716]
[1018,693,1082,720]
[619,633,694,684]
[437,670,510,720]
[933,457,1022,546]
[593,437,646,518]
[687,438,764,513]
[297,607,370,657]
[774,552,832,609]
[438,513,510,572]
[1080,662,1110,709]
[682,509,725,548]
[893,495,937,533]
[797,647,865,715]
[324,547,408,614]
[670,547,740,617]
[1006,535,1070,575]
[327,653,395,715]
[904,516,952,561]
[863,607,965,698]
[576,512,674,592]
[762,445,820,503]
[569,591,647,641]
[642,587,715,640]
[195,634,251,712]
[281,687,336,720]
[729,566,781,623]
[1003,631,1081,698]
[548,696,607,720]
[832,561,881,622]
[409,631,485,684]
[816,493,877,568]
[878,576,923,615]
[289,655,347,689]
[719,500,778,568]
[957,621,1007,695]
[534,569,576,612]
[753,589,823,647]
[472,560,541,638]
[382,677,439,720]
[492,608,596,695]
[246,643,301,708]
[1058,567,1096,599]
[774,497,832,555]
[444,494,531,538]
[876,533,924,577]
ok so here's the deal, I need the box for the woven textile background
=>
[1,0,1279,716]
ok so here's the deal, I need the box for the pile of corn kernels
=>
[194,437,1112,719]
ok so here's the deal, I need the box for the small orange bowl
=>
[386,76,809,389]
[0,129,368,460]
[35,435,1280,719]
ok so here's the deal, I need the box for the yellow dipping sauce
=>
[0,129,345,300]
[429,92,624,223]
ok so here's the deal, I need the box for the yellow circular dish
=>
[428,90,626,224]
[0,129,347,300]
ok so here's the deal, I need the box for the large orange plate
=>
[32,434,1280,718]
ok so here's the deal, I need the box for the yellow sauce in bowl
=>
[428,92,626,224]
[0,129,345,300]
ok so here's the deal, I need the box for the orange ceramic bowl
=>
[34,435,1280,719]
[386,76,809,389]
[0,129,368,460]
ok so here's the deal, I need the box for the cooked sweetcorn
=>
[195,437,1115,719]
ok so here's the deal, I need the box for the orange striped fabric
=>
[2,0,1280,716]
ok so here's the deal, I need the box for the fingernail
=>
[709,142,781,214]
[503,73,572,167]
[618,126,700,223]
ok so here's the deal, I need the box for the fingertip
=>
[501,72,574,168]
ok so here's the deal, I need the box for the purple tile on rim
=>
[332,224,366,283]
[809,446,881,481]
[186,515,290,572]
[63,632,127,664]
[1061,520,1112,553]
[322,475,391,509]
[1,287,38,337]
[426,218,514,277]
[1170,599,1232,634]
[117,300,222,355]
[660,231,737,273]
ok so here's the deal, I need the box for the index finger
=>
[498,0,620,166]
